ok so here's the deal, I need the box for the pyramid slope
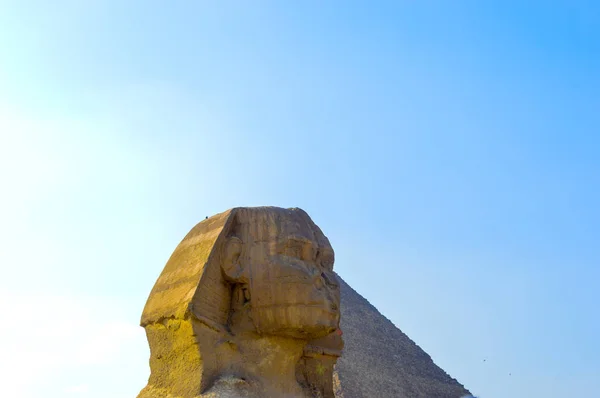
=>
[335,275,470,398]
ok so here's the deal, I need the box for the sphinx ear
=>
[221,236,248,283]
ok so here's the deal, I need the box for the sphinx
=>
[138,207,343,398]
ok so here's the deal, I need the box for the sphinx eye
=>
[285,244,302,258]
[304,246,317,262]
[314,275,324,290]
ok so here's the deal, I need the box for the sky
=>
[0,1,598,397]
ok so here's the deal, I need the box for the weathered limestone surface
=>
[138,206,470,398]
[138,207,343,398]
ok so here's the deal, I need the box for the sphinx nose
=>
[321,272,339,289]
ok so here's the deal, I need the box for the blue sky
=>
[0,1,598,397]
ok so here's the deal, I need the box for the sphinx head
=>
[138,207,342,398]
[221,207,340,339]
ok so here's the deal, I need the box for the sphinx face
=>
[249,236,340,338]
[229,208,341,339]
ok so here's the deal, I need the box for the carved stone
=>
[138,207,343,398]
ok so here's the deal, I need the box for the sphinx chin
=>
[251,307,339,339]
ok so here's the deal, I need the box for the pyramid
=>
[334,275,470,398]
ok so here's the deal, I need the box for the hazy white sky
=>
[0,1,598,397]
